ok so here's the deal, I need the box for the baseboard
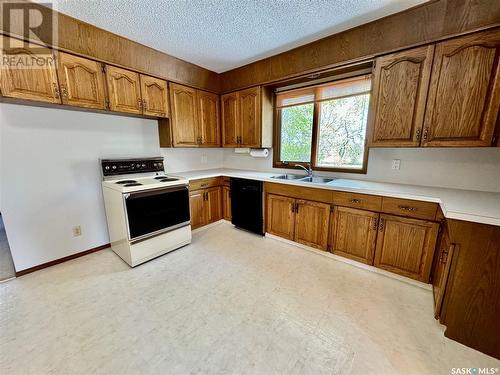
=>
[265,233,432,291]
[15,243,110,277]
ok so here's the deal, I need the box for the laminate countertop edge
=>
[173,168,500,227]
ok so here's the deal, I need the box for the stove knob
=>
[136,164,140,168]
[112,165,117,170]
[141,164,146,168]
[105,166,110,170]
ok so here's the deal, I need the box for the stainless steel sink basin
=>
[300,176,335,184]
[271,174,306,180]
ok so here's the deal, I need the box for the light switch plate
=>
[391,159,401,170]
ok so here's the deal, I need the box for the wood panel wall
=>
[0,0,220,92]
[220,0,500,92]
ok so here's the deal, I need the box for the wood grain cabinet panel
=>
[197,90,220,146]
[432,223,455,319]
[105,65,142,114]
[423,29,500,146]
[330,206,378,264]
[222,186,231,220]
[206,187,222,224]
[0,39,60,104]
[374,214,439,282]
[189,190,205,230]
[57,52,106,109]
[266,194,296,240]
[170,83,199,147]
[221,92,240,147]
[239,86,261,147]
[368,45,434,147]
[140,75,168,118]
[294,200,330,250]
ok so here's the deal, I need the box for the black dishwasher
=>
[230,178,264,235]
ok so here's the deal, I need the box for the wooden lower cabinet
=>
[222,186,231,220]
[189,187,222,229]
[330,206,378,264]
[294,199,330,250]
[266,194,295,240]
[432,223,455,318]
[373,214,439,282]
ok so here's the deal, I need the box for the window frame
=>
[273,76,371,174]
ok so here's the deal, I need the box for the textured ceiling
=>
[51,0,427,73]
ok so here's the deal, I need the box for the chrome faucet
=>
[294,163,313,178]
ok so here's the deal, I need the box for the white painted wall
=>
[223,148,500,193]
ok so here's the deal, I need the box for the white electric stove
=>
[101,157,191,267]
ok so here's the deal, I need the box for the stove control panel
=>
[101,157,164,176]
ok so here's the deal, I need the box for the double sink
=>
[270,174,335,184]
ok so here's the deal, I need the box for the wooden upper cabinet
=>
[170,83,199,147]
[221,92,240,147]
[374,214,439,282]
[57,52,106,109]
[239,86,261,147]
[0,38,60,104]
[140,75,168,118]
[294,199,330,250]
[423,29,500,146]
[331,206,378,264]
[266,194,296,240]
[105,65,142,114]
[368,45,434,147]
[197,90,220,146]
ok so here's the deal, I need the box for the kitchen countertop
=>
[174,168,500,227]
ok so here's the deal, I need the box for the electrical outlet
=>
[72,225,82,237]
[201,155,208,164]
[391,159,401,170]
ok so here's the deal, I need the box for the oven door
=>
[124,185,190,242]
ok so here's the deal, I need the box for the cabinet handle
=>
[142,99,147,111]
[378,218,385,232]
[350,199,361,204]
[60,84,68,99]
[201,183,208,187]
[53,83,60,99]
[295,202,299,214]
[138,98,143,110]
[372,217,378,231]
[423,127,429,142]
[291,203,295,213]
[398,205,417,211]
[415,128,421,142]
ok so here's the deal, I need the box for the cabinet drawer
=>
[381,197,437,220]
[189,177,221,191]
[332,192,382,211]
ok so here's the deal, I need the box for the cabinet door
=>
[222,186,231,220]
[374,214,439,282]
[266,194,295,240]
[331,206,379,264]
[189,190,205,230]
[239,86,261,147]
[105,65,142,114]
[432,224,456,319]
[57,52,106,109]
[221,92,239,147]
[170,83,199,147]
[197,90,220,146]
[368,45,434,147]
[294,199,330,250]
[205,187,222,224]
[140,75,168,118]
[0,39,60,104]
[423,29,500,146]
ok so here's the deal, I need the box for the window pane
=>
[280,103,314,162]
[316,94,370,169]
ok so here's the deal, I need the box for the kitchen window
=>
[274,75,371,173]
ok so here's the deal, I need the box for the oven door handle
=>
[124,185,188,200]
